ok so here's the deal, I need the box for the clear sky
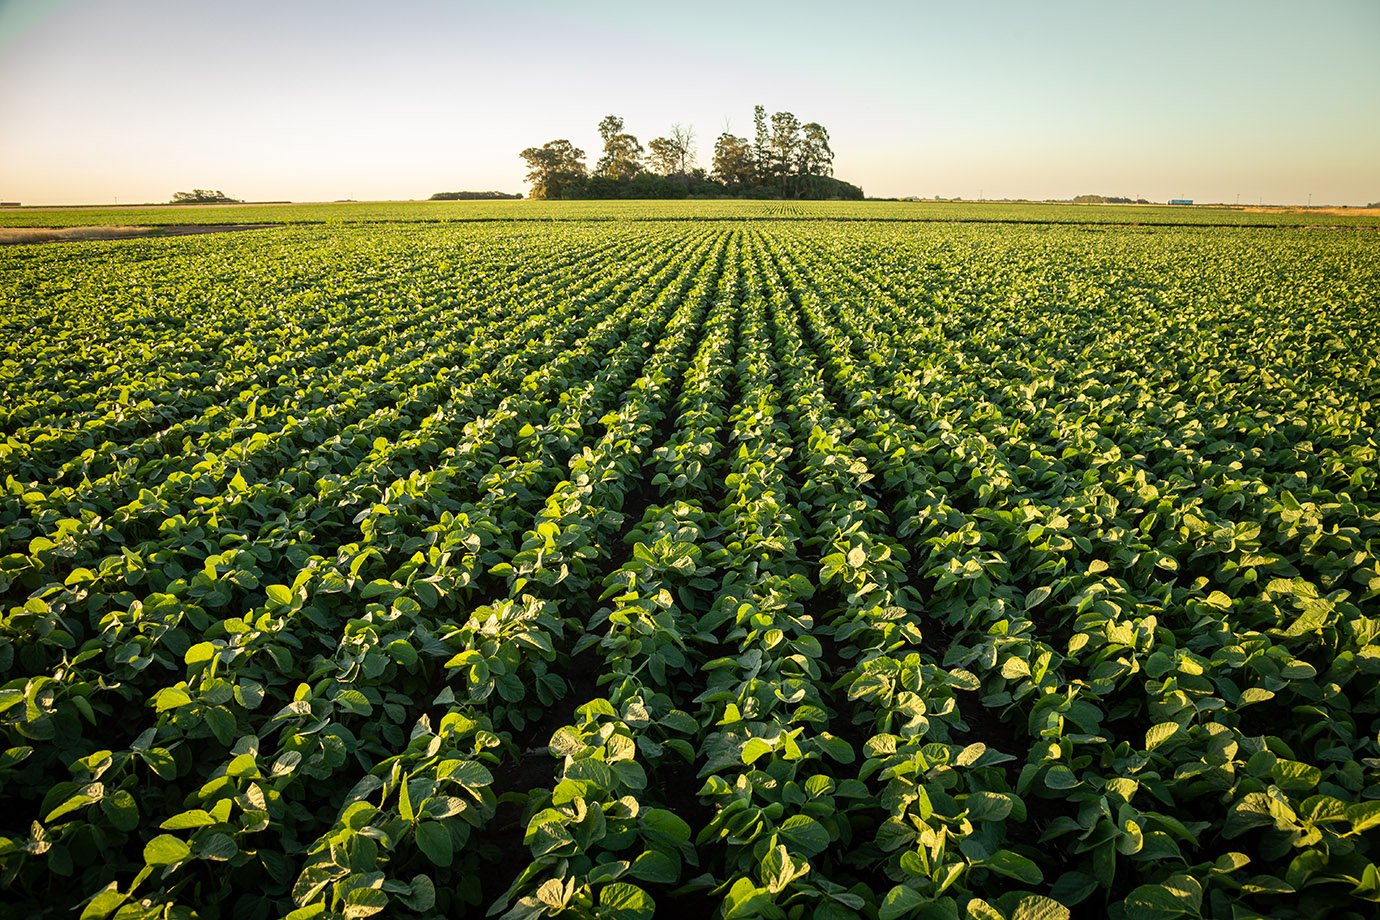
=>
[1,0,1377,205]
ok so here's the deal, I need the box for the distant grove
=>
[520,107,864,200]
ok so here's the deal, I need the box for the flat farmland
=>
[1,209,1378,919]
[5,198,1380,228]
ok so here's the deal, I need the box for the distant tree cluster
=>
[170,189,240,204]
[1073,194,1151,205]
[714,106,838,197]
[520,107,862,200]
[429,190,523,200]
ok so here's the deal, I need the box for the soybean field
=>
[2,210,1379,920]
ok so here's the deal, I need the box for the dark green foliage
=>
[522,107,860,200]
[428,191,522,201]
[551,174,862,201]
[170,189,240,204]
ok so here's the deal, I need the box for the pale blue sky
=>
[1,0,1377,205]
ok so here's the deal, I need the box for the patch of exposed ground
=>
[0,224,272,245]
[1242,206,1380,217]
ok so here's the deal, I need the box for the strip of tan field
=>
[0,224,271,245]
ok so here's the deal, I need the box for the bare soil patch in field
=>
[1243,205,1380,218]
[0,224,272,245]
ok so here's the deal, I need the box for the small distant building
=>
[1169,199,1193,205]
[0,202,20,208]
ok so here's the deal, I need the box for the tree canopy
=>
[170,189,240,204]
[520,106,860,200]
[594,116,644,181]
[429,190,522,200]
[519,140,588,200]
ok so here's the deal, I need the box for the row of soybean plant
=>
[0,228,688,811]
[0,229,719,916]
[487,231,746,920]
[754,230,1056,920]
[273,230,731,920]
[767,224,1379,918]
[2,225,614,478]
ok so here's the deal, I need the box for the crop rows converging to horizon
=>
[1,219,1378,920]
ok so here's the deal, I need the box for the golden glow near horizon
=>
[1,0,1377,206]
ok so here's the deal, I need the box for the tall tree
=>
[768,111,802,191]
[711,133,755,187]
[752,105,770,183]
[597,115,622,145]
[797,123,833,177]
[647,125,695,175]
[595,115,644,181]
[519,139,587,199]
[669,124,695,173]
[646,137,682,176]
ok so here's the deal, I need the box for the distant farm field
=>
[2,210,1378,919]
[4,197,1380,228]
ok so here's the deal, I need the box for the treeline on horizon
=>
[170,189,241,204]
[519,107,864,200]
[428,190,523,201]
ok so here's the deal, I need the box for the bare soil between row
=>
[0,224,272,245]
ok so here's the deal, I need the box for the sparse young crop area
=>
[1,214,1378,920]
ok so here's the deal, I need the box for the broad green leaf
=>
[154,687,193,712]
[742,737,774,765]
[880,885,926,920]
[957,743,986,767]
[1272,759,1321,792]
[642,808,691,844]
[1123,874,1203,916]
[630,849,679,885]
[967,791,1013,822]
[144,834,191,866]
[399,875,436,911]
[101,790,140,832]
[1045,765,1078,790]
[415,822,452,867]
[1000,657,1030,680]
[1347,801,1380,834]
[197,833,238,861]
[343,888,388,919]
[1010,895,1072,920]
[160,809,216,830]
[599,882,654,920]
[80,886,129,920]
[966,899,1005,920]
[1145,722,1179,751]
[986,849,1043,885]
[780,815,830,856]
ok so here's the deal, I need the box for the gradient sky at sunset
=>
[2,0,1377,205]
